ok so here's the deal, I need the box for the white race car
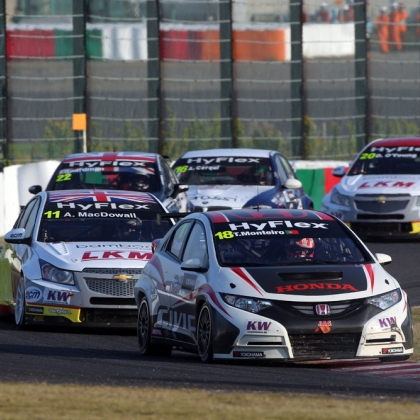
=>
[0,190,175,328]
[134,209,413,362]
[322,137,420,239]
[172,148,313,211]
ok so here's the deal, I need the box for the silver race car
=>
[134,209,413,362]
[172,148,313,211]
[0,190,175,328]
[322,137,420,239]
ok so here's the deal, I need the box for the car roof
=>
[60,151,159,162]
[199,209,335,224]
[178,149,277,158]
[367,137,420,148]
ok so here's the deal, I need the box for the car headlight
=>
[222,294,272,313]
[39,260,75,285]
[330,188,351,207]
[366,288,401,310]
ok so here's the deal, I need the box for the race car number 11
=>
[44,210,61,218]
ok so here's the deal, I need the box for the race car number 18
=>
[215,231,234,239]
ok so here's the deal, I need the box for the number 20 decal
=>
[359,152,376,160]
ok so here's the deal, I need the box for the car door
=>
[3,197,42,300]
[156,220,193,338]
[169,222,209,345]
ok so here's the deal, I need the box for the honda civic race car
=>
[28,151,190,213]
[0,190,175,328]
[172,149,313,211]
[134,209,413,363]
[322,137,420,238]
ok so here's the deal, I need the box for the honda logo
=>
[315,304,331,316]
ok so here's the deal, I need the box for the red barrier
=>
[6,30,55,59]
[160,29,189,60]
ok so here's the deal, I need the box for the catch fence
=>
[0,0,420,165]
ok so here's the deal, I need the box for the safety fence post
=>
[0,0,7,165]
[72,0,87,153]
[354,0,368,148]
[147,0,162,154]
[290,0,305,159]
[219,0,234,148]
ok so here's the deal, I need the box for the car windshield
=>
[212,220,369,266]
[38,217,173,243]
[52,165,159,193]
[173,157,274,186]
[348,145,420,176]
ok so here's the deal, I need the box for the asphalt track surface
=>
[0,240,420,400]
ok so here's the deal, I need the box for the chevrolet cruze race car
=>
[172,149,313,211]
[0,190,175,328]
[322,137,420,238]
[29,151,190,213]
[134,209,413,363]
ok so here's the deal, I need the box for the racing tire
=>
[197,303,214,363]
[137,297,172,357]
[15,278,27,329]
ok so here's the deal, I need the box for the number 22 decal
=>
[56,174,72,182]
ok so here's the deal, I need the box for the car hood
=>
[336,174,420,196]
[187,185,273,209]
[220,264,398,301]
[34,241,153,271]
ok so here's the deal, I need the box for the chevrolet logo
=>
[375,196,387,204]
[113,274,133,282]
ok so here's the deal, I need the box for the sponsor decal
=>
[382,347,404,354]
[157,308,196,332]
[182,273,197,291]
[359,181,414,189]
[378,317,397,328]
[26,306,44,314]
[26,305,81,323]
[10,233,23,238]
[276,283,358,293]
[81,251,152,261]
[25,287,42,303]
[152,328,163,336]
[44,290,74,304]
[246,321,271,333]
[76,243,151,250]
[233,351,266,358]
[185,157,262,165]
[315,321,332,334]
[370,146,420,153]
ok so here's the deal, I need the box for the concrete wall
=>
[0,161,59,236]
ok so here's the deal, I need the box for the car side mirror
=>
[375,253,392,266]
[171,183,189,198]
[181,258,208,273]
[332,166,347,178]
[29,185,42,195]
[4,228,32,245]
[151,239,161,254]
[284,178,302,189]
